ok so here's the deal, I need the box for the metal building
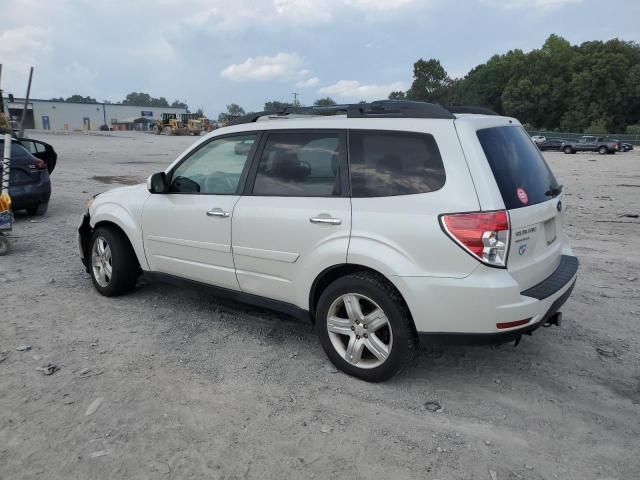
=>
[1,97,187,131]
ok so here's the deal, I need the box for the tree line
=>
[49,92,189,110]
[389,35,640,134]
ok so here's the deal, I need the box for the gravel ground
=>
[1,131,639,480]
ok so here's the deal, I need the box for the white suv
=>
[78,101,578,382]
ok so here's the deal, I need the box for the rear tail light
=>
[440,210,510,268]
[28,159,46,170]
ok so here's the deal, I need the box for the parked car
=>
[78,100,578,382]
[531,135,546,144]
[562,136,619,154]
[0,139,51,215]
[609,139,634,152]
[16,137,58,174]
[538,138,567,151]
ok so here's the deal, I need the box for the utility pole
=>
[18,66,34,137]
[292,92,300,107]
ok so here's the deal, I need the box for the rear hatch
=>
[477,126,565,291]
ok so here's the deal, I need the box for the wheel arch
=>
[88,210,148,270]
[308,263,415,332]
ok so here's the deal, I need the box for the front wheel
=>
[563,146,573,154]
[598,146,608,155]
[316,272,416,382]
[89,227,139,296]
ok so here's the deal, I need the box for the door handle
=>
[206,208,230,218]
[310,217,341,225]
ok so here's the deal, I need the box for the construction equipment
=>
[199,116,216,133]
[180,113,203,135]
[152,113,189,136]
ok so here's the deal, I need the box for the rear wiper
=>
[545,184,563,197]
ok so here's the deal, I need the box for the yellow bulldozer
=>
[153,113,189,136]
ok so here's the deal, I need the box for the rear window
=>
[0,141,33,160]
[349,130,445,197]
[477,126,559,210]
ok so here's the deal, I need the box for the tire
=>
[598,146,608,155]
[563,146,572,154]
[0,236,9,256]
[89,226,139,296]
[26,202,48,216]
[315,272,417,382]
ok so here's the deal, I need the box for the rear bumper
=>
[9,177,51,209]
[393,255,579,341]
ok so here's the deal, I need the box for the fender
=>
[90,200,149,271]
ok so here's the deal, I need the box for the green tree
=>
[65,94,97,103]
[313,97,337,107]
[264,100,292,111]
[218,103,245,125]
[170,99,189,110]
[122,92,170,107]
[388,91,406,100]
[406,59,451,103]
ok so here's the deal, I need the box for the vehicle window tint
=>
[349,130,445,197]
[252,132,341,197]
[169,134,256,194]
[0,141,33,160]
[477,126,559,210]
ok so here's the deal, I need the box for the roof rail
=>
[446,105,499,116]
[229,100,498,125]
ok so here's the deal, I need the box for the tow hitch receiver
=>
[544,312,562,328]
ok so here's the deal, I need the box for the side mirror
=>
[147,172,168,193]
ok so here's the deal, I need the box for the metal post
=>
[18,66,34,137]
[2,133,11,196]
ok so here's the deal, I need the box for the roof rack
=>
[229,100,498,125]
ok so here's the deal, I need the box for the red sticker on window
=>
[516,187,529,204]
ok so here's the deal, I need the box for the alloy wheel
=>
[91,236,113,287]
[326,293,393,369]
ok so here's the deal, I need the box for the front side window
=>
[349,130,445,197]
[169,134,256,194]
[252,132,342,196]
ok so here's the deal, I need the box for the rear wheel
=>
[26,202,48,216]
[0,235,9,256]
[598,146,608,155]
[89,227,139,296]
[563,146,572,154]
[316,272,416,382]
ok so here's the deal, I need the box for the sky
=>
[1,0,639,117]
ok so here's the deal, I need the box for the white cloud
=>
[221,52,315,83]
[346,0,416,9]
[296,77,320,87]
[0,25,52,64]
[317,80,405,100]
[483,0,582,9]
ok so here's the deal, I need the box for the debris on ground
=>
[0,355,7,364]
[421,400,442,412]
[85,397,103,416]
[596,347,618,358]
[489,469,498,480]
[35,363,59,375]
[319,424,332,433]
[79,367,91,375]
[16,345,32,352]
[89,450,112,458]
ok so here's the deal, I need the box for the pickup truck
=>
[562,136,619,155]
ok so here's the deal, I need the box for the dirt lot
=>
[1,131,638,480]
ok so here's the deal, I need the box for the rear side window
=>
[252,132,342,197]
[477,126,559,210]
[348,130,445,197]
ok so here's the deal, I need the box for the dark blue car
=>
[0,139,51,216]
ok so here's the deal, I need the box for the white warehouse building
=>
[2,97,188,131]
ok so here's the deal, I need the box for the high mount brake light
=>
[440,211,510,268]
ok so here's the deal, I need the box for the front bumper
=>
[394,255,579,343]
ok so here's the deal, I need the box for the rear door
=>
[231,129,351,307]
[476,125,566,290]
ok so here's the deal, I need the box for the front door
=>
[142,133,258,289]
[232,130,351,307]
